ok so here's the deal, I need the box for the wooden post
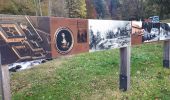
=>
[119,46,131,91]
[0,52,2,100]
[163,40,170,68]
[0,51,3,100]
[0,52,11,100]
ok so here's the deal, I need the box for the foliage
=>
[0,0,49,16]
[65,0,87,18]
[120,0,145,20]
[11,43,170,99]
[0,0,36,15]
[93,0,105,19]
[108,0,120,19]
[50,0,68,17]
[143,1,160,19]
[86,0,97,19]
[1,0,170,19]
[147,0,170,19]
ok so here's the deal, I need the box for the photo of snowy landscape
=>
[131,21,143,45]
[89,19,131,52]
[142,22,160,42]
[160,23,170,40]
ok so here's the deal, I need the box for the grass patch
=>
[11,42,170,100]
[161,19,170,23]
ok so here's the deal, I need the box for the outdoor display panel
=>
[1,15,170,65]
[89,19,131,52]
[50,17,89,58]
[0,15,51,65]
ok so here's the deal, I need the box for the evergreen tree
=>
[93,0,105,19]
[147,0,170,19]
[109,0,120,19]
[120,0,144,20]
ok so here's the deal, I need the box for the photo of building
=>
[131,21,143,45]
[0,15,51,65]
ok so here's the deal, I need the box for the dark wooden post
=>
[0,52,11,100]
[163,40,170,68]
[119,46,131,91]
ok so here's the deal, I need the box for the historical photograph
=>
[77,19,88,43]
[89,19,131,52]
[131,21,143,45]
[77,29,87,43]
[55,27,74,54]
[160,23,170,40]
[0,15,51,65]
[142,22,160,42]
[50,18,89,58]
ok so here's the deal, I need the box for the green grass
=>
[11,43,170,100]
[161,19,170,23]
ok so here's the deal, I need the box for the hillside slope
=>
[11,43,170,100]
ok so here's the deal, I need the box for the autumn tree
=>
[85,0,97,19]
[65,0,87,18]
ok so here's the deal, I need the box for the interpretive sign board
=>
[1,15,170,100]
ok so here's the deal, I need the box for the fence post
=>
[119,46,131,91]
[0,52,11,100]
[163,40,170,68]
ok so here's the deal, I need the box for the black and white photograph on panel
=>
[142,22,160,42]
[160,23,170,40]
[89,19,131,52]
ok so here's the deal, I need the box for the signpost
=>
[119,46,131,91]
[163,40,170,68]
